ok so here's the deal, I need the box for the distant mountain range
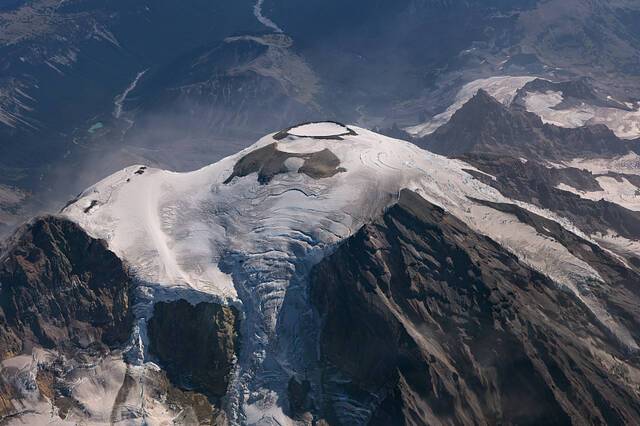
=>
[1,0,640,233]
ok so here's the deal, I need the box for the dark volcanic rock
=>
[224,142,346,185]
[311,189,640,425]
[469,197,640,307]
[147,300,239,402]
[0,216,133,360]
[418,90,636,161]
[288,376,313,419]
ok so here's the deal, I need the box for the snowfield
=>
[287,121,352,137]
[567,152,640,176]
[406,75,640,139]
[62,123,638,424]
[557,176,640,212]
[524,91,640,139]
[405,76,537,137]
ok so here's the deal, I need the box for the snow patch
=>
[91,22,121,48]
[287,122,352,138]
[283,156,304,171]
[566,152,640,176]
[523,91,640,139]
[406,75,640,139]
[557,177,640,212]
[0,82,38,129]
[405,76,537,137]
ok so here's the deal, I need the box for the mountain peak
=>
[58,124,617,422]
[470,88,503,105]
[419,88,543,157]
[418,86,634,160]
[4,122,640,423]
[448,88,516,124]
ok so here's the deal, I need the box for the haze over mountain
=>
[1,1,640,425]
[2,0,640,232]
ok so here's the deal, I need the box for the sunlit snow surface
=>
[560,153,640,211]
[567,152,640,176]
[524,91,640,139]
[287,121,351,137]
[63,124,638,424]
[405,76,537,137]
[557,177,640,212]
[406,76,640,139]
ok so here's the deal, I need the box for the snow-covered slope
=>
[557,176,640,212]
[405,76,537,137]
[406,76,640,139]
[62,122,636,424]
[523,90,640,139]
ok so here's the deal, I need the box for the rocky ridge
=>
[312,189,640,425]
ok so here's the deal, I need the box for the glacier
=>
[62,122,636,424]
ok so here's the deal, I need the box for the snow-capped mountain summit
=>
[40,122,638,424]
[2,0,640,423]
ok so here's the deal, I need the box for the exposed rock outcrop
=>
[288,376,313,420]
[0,216,133,360]
[224,142,346,184]
[416,89,637,160]
[514,78,630,111]
[460,154,640,245]
[311,189,640,425]
[147,300,240,404]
